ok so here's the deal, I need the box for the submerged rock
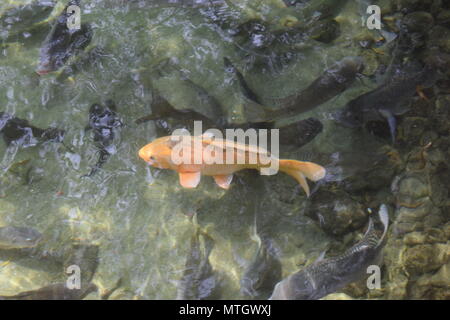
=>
[408,262,450,299]
[436,10,450,28]
[403,244,449,275]
[321,292,353,300]
[432,95,450,135]
[401,11,434,33]
[403,226,449,246]
[306,190,367,236]
[428,25,450,54]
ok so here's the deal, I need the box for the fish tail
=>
[278,160,326,197]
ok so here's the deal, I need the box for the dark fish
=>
[224,57,261,104]
[240,217,282,299]
[269,204,389,300]
[0,226,42,250]
[176,219,219,300]
[267,57,364,121]
[0,112,65,147]
[135,94,216,127]
[336,62,437,143]
[83,100,122,177]
[0,282,97,300]
[279,117,323,148]
[37,0,92,75]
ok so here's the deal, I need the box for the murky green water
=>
[0,0,448,300]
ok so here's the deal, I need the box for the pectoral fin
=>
[379,109,397,144]
[295,171,310,197]
[213,174,233,189]
[315,250,327,263]
[179,172,201,188]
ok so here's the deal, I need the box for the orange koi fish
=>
[138,135,326,196]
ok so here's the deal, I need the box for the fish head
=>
[139,136,177,169]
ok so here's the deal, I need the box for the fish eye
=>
[150,156,155,161]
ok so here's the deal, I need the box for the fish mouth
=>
[36,68,51,76]
[36,60,54,75]
[138,148,154,165]
[35,70,47,76]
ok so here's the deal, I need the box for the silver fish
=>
[270,204,389,300]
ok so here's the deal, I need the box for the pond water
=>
[0,0,448,300]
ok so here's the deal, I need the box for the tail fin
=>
[377,204,390,247]
[278,160,326,197]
